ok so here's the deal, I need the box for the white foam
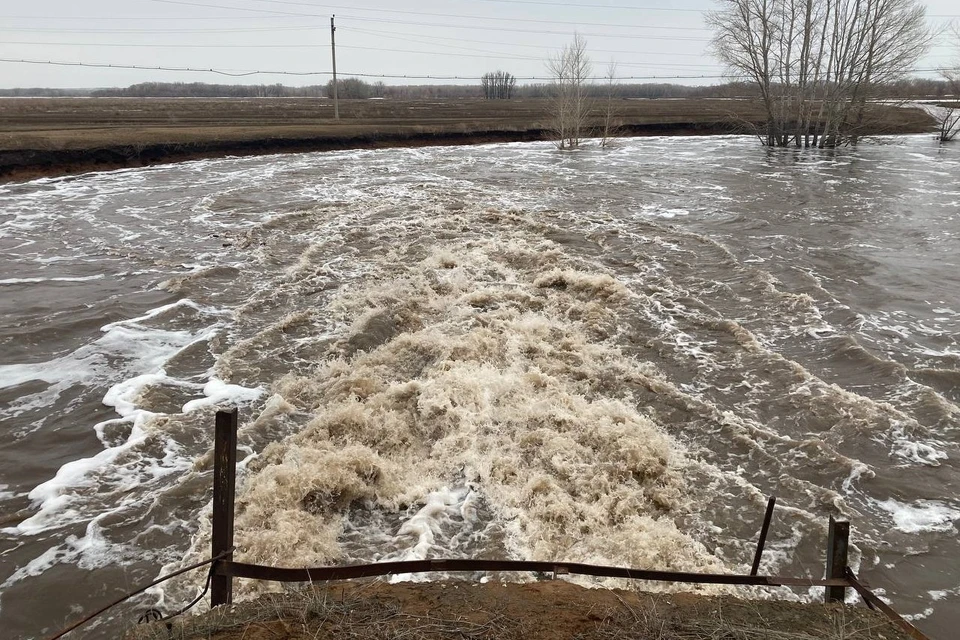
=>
[886,422,949,466]
[3,298,236,536]
[1,515,129,589]
[393,489,465,562]
[929,587,960,601]
[9,421,149,536]
[0,274,105,285]
[181,377,263,413]
[876,498,960,534]
[0,298,225,430]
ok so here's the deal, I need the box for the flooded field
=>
[1,135,958,638]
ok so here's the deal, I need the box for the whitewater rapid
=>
[1,135,958,639]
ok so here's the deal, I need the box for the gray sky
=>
[0,0,957,88]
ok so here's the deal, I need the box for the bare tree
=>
[481,71,517,99]
[939,72,960,142]
[599,61,622,147]
[707,0,932,147]
[547,33,593,149]
[937,24,960,142]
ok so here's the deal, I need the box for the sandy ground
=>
[128,579,913,640]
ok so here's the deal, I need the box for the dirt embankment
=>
[128,580,914,640]
[0,97,936,182]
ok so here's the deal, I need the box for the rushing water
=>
[1,135,958,639]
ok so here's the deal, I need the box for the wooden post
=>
[211,408,238,608]
[750,496,777,576]
[825,516,850,603]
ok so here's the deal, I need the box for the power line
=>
[336,15,710,41]
[0,40,310,48]
[142,0,712,39]
[144,0,315,17]
[0,57,951,80]
[0,14,305,21]
[0,57,265,76]
[242,0,712,31]
[438,0,705,13]
[457,0,960,19]
[0,57,732,80]
[341,26,709,58]
[0,42,722,69]
[0,25,322,34]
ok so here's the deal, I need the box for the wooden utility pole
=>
[330,15,339,120]
[824,516,850,604]
[211,408,238,607]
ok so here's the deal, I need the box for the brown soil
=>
[128,579,913,640]
[0,97,936,182]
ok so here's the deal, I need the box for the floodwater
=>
[1,135,958,639]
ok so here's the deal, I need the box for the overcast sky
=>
[0,0,957,88]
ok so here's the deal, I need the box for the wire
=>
[440,0,706,13]
[243,0,713,31]
[163,563,216,620]
[337,15,711,41]
[0,57,950,81]
[0,58,266,76]
[455,0,960,19]
[0,25,322,34]
[45,549,233,640]
[0,57,733,80]
[141,0,712,40]
[1,41,323,48]
[0,39,723,69]
[341,26,709,58]
[0,14,306,21]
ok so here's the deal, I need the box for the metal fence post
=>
[825,516,850,604]
[750,496,777,576]
[211,408,238,607]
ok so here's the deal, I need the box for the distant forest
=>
[1,77,956,100]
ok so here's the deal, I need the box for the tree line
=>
[481,71,517,99]
[89,82,326,98]
[5,77,957,102]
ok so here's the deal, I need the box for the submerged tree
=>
[707,0,932,147]
[599,61,622,147]
[938,26,960,142]
[547,33,593,149]
[938,70,960,142]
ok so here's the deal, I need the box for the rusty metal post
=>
[750,496,777,576]
[211,408,238,608]
[825,516,850,603]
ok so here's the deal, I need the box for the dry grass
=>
[126,580,913,640]
[0,97,934,151]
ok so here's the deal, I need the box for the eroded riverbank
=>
[130,580,914,640]
[0,97,935,181]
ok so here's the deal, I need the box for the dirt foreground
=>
[0,97,936,182]
[128,580,913,640]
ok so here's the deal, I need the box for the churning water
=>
[1,135,958,639]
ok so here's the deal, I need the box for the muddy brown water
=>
[0,135,958,639]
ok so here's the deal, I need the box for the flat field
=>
[0,97,936,180]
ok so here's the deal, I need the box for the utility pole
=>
[330,15,339,120]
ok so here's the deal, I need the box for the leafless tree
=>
[599,61,623,147]
[937,24,960,142]
[707,0,932,147]
[481,71,517,99]
[547,33,593,149]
